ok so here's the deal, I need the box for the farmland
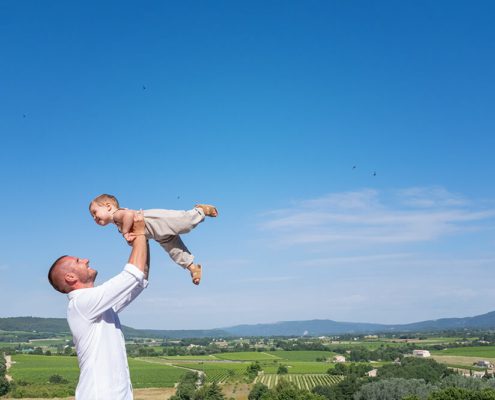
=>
[6,351,343,397]
[262,361,333,374]
[266,350,336,361]
[255,374,343,389]
[432,346,495,358]
[9,355,188,389]
[213,351,280,361]
[6,332,495,398]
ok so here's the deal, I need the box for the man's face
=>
[65,256,98,285]
[89,203,114,226]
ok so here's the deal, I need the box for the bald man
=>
[48,213,149,400]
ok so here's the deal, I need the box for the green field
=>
[28,339,71,347]
[255,374,343,389]
[10,355,188,388]
[10,354,80,384]
[0,342,21,348]
[262,361,331,374]
[128,358,187,388]
[267,350,336,362]
[178,362,248,383]
[161,354,221,361]
[432,346,495,357]
[213,351,281,361]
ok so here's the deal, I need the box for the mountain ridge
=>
[2,311,495,338]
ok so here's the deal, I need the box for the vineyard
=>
[178,362,248,383]
[254,374,343,389]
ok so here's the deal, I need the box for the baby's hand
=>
[123,232,136,245]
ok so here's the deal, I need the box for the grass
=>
[128,358,187,388]
[266,350,335,362]
[10,354,80,384]
[10,354,188,388]
[160,354,221,361]
[28,339,71,347]
[432,346,495,357]
[213,351,281,361]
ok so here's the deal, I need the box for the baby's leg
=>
[157,235,202,285]
[153,208,205,236]
[195,204,218,217]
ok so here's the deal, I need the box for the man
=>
[48,213,149,399]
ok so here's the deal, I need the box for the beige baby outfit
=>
[143,208,205,268]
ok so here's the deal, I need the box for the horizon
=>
[1,1,495,330]
[3,307,495,331]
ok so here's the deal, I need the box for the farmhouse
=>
[333,355,346,363]
[212,340,229,348]
[412,350,431,358]
[474,360,493,368]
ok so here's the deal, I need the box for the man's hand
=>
[127,210,149,278]
[125,211,145,243]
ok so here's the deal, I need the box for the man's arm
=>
[127,211,149,279]
[75,213,151,319]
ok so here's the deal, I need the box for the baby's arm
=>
[113,209,136,235]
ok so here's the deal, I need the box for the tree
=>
[270,380,325,400]
[329,363,347,376]
[277,365,289,374]
[428,387,495,400]
[439,374,495,391]
[312,385,338,400]
[354,378,435,400]
[193,382,225,400]
[378,357,451,383]
[0,377,10,396]
[48,374,69,384]
[170,371,200,400]
[248,383,269,400]
[246,362,262,381]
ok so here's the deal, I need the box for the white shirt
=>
[67,264,148,400]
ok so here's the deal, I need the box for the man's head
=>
[89,194,119,226]
[48,256,98,293]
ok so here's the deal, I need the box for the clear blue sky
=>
[1,1,495,330]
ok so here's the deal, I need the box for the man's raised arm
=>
[128,211,149,279]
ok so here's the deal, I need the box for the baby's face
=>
[89,203,115,226]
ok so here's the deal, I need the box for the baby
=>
[89,194,218,285]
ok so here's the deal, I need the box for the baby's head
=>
[89,194,120,226]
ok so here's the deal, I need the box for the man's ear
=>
[64,272,77,286]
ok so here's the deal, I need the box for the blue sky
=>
[1,1,495,330]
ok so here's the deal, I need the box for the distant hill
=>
[221,311,495,336]
[0,317,228,339]
[2,311,495,338]
[0,317,71,334]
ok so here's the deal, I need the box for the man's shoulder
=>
[68,287,93,300]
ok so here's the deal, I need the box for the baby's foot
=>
[187,264,202,285]
[195,204,218,217]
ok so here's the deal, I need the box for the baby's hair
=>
[89,193,120,210]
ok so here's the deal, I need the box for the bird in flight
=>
[142,85,147,90]
[372,171,377,176]
[352,165,356,169]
